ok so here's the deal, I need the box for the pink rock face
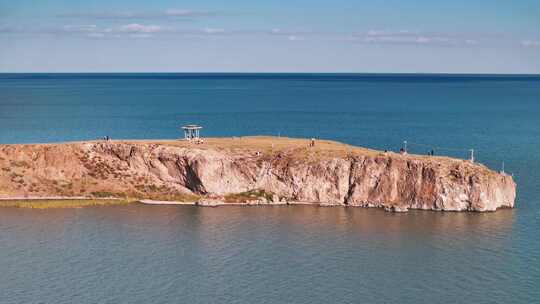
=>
[0,140,516,212]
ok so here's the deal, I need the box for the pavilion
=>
[182,124,202,140]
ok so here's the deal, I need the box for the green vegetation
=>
[140,192,201,202]
[133,184,201,202]
[90,191,125,198]
[224,189,274,203]
[134,184,167,193]
[0,199,136,209]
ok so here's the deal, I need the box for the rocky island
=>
[0,137,516,212]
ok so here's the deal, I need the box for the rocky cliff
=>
[0,137,516,212]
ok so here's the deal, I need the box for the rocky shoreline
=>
[0,137,516,212]
[141,199,414,212]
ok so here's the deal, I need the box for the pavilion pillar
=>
[181,125,203,141]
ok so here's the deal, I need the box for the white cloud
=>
[165,9,212,17]
[416,36,430,44]
[58,12,138,19]
[366,29,415,37]
[129,33,152,38]
[58,9,215,20]
[61,23,163,38]
[288,35,304,41]
[120,23,162,33]
[87,32,104,38]
[58,23,231,38]
[64,25,98,32]
[367,30,386,36]
[0,22,499,48]
[346,30,481,46]
[521,40,540,47]
[268,29,317,39]
[202,27,225,34]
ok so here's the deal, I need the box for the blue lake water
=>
[0,73,539,303]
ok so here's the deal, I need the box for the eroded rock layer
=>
[0,138,516,212]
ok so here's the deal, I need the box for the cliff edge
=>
[0,137,516,212]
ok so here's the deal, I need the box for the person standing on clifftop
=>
[310,138,315,147]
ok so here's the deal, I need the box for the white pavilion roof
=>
[182,124,203,130]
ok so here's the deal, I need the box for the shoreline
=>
[0,197,134,209]
[0,197,512,212]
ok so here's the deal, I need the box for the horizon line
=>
[1,72,540,76]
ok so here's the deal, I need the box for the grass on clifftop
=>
[0,199,136,209]
[119,136,471,164]
[120,136,382,158]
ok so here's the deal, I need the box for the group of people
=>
[102,135,111,141]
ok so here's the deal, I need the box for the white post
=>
[403,140,407,152]
[470,149,474,162]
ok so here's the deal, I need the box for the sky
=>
[1,0,539,73]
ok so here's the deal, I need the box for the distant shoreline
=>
[1,72,540,78]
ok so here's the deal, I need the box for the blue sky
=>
[1,0,539,73]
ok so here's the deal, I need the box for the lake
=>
[0,73,539,303]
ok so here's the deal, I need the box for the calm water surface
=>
[0,74,539,303]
